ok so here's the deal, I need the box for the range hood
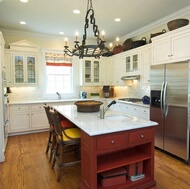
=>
[121,75,140,80]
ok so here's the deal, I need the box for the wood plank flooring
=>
[0,132,190,189]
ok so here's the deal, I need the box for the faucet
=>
[100,100,116,119]
[56,92,61,100]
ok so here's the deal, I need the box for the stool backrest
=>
[49,109,63,137]
[43,104,54,127]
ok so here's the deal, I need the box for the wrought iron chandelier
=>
[64,0,110,59]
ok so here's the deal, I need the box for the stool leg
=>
[46,131,52,154]
[49,133,56,162]
[52,141,58,169]
[57,145,64,182]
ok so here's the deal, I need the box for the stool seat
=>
[59,128,81,141]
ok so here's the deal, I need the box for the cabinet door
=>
[93,60,100,83]
[14,55,25,83]
[125,52,140,73]
[26,56,36,84]
[10,112,30,132]
[172,32,190,61]
[31,111,49,129]
[141,46,151,83]
[84,60,92,83]
[152,38,170,65]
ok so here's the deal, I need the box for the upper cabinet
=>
[4,40,39,86]
[80,58,101,86]
[140,44,151,84]
[152,25,190,65]
[123,48,141,76]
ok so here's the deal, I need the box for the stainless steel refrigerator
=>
[150,61,190,163]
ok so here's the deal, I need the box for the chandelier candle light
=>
[63,0,110,59]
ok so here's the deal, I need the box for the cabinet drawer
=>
[97,133,128,151]
[10,105,29,112]
[129,128,153,144]
[31,104,44,111]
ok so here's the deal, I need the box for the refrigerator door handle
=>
[163,81,168,117]
[160,81,165,117]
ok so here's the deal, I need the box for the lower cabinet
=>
[9,104,49,134]
[109,101,150,120]
[80,127,156,189]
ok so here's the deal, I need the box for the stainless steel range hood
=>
[121,75,140,80]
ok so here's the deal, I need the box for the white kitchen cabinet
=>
[9,105,30,132]
[140,44,151,84]
[9,104,49,134]
[80,58,101,86]
[13,54,37,84]
[109,100,150,120]
[123,49,140,75]
[99,57,112,85]
[30,104,48,129]
[152,25,190,65]
[112,54,125,86]
[5,40,39,86]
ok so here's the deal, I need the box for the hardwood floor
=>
[0,132,190,189]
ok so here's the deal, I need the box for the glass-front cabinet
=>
[14,54,36,84]
[126,53,139,72]
[82,58,100,85]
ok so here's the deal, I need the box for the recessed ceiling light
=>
[20,21,26,25]
[20,0,28,3]
[115,18,121,22]
[73,9,80,14]
[59,32,64,35]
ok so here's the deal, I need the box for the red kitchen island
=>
[54,105,158,189]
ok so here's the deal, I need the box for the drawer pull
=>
[111,140,115,144]
[141,135,144,138]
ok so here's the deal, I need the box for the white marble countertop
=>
[54,105,157,136]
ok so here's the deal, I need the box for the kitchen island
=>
[54,105,158,189]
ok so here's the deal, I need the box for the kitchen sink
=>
[105,115,129,121]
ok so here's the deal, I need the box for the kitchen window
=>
[45,53,73,95]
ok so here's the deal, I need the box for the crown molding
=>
[1,5,190,43]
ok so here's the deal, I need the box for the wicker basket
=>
[74,101,103,112]
[167,19,189,31]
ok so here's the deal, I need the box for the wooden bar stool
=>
[43,104,75,162]
[49,108,81,182]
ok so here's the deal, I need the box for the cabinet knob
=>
[111,140,115,144]
[141,135,144,138]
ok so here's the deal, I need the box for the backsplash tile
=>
[8,82,150,102]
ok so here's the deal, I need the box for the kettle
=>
[80,91,87,99]
[142,95,150,104]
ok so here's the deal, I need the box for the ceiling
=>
[0,0,190,42]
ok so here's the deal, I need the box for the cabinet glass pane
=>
[15,56,24,83]
[133,54,138,71]
[85,60,91,83]
[27,56,36,83]
[126,56,131,72]
[93,61,99,83]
